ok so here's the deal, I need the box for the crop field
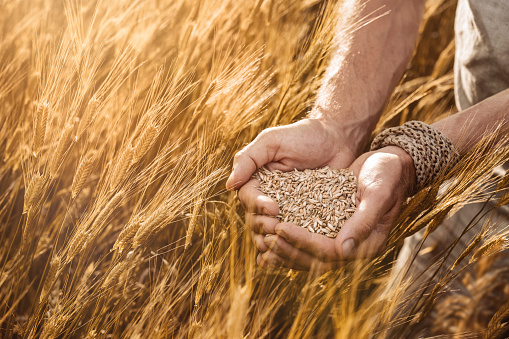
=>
[0,0,508,338]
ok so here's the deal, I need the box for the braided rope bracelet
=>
[370,121,460,193]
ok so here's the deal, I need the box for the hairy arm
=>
[226,0,427,191]
[433,88,509,154]
[313,0,427,155]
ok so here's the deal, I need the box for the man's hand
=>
[226,118,357,191]
[249,146,416,270]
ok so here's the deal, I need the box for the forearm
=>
[432,88,509,156]
[311,0,426,155]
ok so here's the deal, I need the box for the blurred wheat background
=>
[1,0,508,338]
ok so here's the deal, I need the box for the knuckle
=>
[288,247,301,262]
[233,150,244,162]
[259,128,273,137]
[261,219,276,234]
[267,255,282,268]
[257,127,278,142]
[255,240,266,252]
[355,221,373,241]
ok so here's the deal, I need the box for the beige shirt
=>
[454,0,509,111]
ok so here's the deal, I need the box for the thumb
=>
[335,189,395,259]
[226,129,281,190]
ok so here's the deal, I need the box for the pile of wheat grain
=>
[256,167,357,238]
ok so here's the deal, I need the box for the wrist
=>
[309,108,375,158]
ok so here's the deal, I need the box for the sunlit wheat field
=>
[1,0,508,338]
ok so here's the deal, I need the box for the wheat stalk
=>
[24,172,45,214]
[33,101,50,155]
[40,255,61,302]
[185,199,203,249]
[470,237,507,263]
[113,216,143,253]
[133,123,158,164]
[102,261,129,291]
[110,145,134,189]
[49,124,74,178]
[71,150,97,200]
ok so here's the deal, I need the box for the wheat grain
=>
[66,230,90,263]
[423,205,453,237]
[451,234,483,270]
[22,210,37,248]
[256,166,357,237]
[496,190,509,208]
[132,205,169,248]
[93,190,125,229]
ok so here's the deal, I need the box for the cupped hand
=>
[227,117,359,269]
[251,145,417,270]
[226,118,357,191]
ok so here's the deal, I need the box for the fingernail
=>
[263,234,275,243]
[342,239,355,258]
[263,235,278,250]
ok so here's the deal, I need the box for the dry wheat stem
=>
[33,101,50,154]
[470,236,507,263]
[185,199,204,249]
[110,145,134,189]
[71,151,97,200]
[24,172,45,214]
[40,256,61,303]
[49,124,74,178]
[133,123,158,164]
[113,216,143,253]
[256,166,357,237]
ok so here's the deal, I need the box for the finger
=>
[245,213,279,234]
[336,190,396,259]
[226,129,281,190]
[252,232,269,252]
[257,251,309,271]
[263,234,338,270]
[238,179,279,215]
[274,223,339,262]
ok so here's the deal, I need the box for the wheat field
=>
[1,0,508,338]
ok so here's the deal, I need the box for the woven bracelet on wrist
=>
[370,121,460,193]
